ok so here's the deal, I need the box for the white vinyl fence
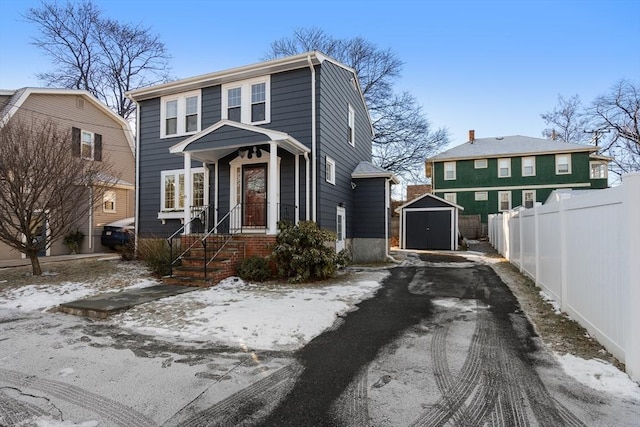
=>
[489,173,640,382]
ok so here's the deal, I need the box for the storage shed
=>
[397,193,463,250]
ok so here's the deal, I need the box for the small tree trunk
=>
[27,251,42,276]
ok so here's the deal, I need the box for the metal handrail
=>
[201,204,242,278]
[166,204,213,277]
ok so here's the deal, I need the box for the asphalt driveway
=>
[1,251,638,426]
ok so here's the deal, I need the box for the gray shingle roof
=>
[430,135,597,161]
[351,161,399,183]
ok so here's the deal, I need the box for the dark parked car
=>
[101,217,135,249]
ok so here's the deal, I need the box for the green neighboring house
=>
[426,132,609,227]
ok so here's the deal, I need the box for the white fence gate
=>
[488,173,640,382]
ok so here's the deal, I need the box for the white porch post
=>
[183,152,192,233]
[268,141,278,234]
[295,154,300,224]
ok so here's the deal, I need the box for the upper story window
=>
[326,157,336,185]
[103,190,116,213]
[161,90,201,138]
[161,168,205,211]
[222,76,271,125]
[444,161,456,180]
[474,159,487,168]
[498,158,511,178]
[81,130,94,160]
[522,156,536,177]
[556,154,571,174]
[590,161,607,179]
[348,105,355,146]
[72,127,102,161]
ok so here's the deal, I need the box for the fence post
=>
[623,173,640,381]
[534,202,541,287]
[559,197,568,312]
[519,209,524,272]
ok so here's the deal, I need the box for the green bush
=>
[138,238,172,276]
[236,256,271,282]
[272,221,350,283]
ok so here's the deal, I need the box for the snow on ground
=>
[539,290,562,315]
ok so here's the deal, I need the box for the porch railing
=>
[167,204,215,278]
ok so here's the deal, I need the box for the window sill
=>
[158,211,185,224]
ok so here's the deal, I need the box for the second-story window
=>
[444,161,456,180]
[348,105,355,146]
[556,154,571,174]
[161,90,201,138]
[81,130,94,160]
[222,77,271,125]
[498,158,511,178]
[522,156,536,177]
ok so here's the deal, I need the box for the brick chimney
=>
[469,129,475,143]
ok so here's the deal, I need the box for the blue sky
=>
[1,0,639,149]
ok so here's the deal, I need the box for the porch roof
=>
[169,119,310,163]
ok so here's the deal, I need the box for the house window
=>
[326,157,336,185]
[444,161,456,180]
[475,191,488,201]
[81,130,94,159]
[161,90,201,138]
[522,156,536,177]
[161,168,205,211]
[474,159,487,169]
[556,154,571,174]
[498,158,511,178]
[522,190,536,208]
[103,190,116,213]
[348,105,355,146]
[498,191,511,211]
[444,193,457,204]
[590,161,607,179]
[222,76,271,125]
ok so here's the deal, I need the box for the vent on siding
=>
[76,97,85,109]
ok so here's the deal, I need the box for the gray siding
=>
[353,177,386,238]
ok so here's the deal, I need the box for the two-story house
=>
[127,51,397,281]
[0,88,135,260]
[426,130,609,233]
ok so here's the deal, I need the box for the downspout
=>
[134,100,140,255]
[307,55,317,222]
[304,152,310,220]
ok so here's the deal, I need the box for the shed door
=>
[405,210,451,250]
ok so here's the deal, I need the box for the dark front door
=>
[405,210,451,250]
[243,164,267,227]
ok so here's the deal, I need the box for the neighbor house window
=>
[161,168,205,211]
[444,193,457,204]
[522,190,535,208]
[222,76,271,125]
[590,161,607,179]
[81,130,94,160]
[326,157,336,185]
[161,90,201,138]
[475,191,488,201]
[444,161,456,180]
[348,104,355,146]
[103,190,116,213]
[498,191,511,211]
[522,156,536,177]
[498,158,511,178]
[556,154,571,174]
[474,159,487,168]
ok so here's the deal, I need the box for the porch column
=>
[268,141,278,234]
[295,154,300,224]
[183,152,192,233]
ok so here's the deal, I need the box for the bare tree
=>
[541,94,591,143]
[0,118,117,275]
[24,0,171,119]
[264,27,449,181]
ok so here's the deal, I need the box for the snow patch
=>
[539,290,562,314]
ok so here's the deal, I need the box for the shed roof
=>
[351,161,399,184]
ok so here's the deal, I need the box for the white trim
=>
[443,193,457,204]
[221,76,271,125]
[347,104,355,147]
[522,189,536,208]
[160,89,201,138]
[498,157,511,178]
[308,56,317,222]
[336,206,346,252]
[326,156,336,185]
[81,130,95,160]
[444,161,456,180]
[589,160,607,179]
[474,191,488,201]
[556,153,572,175]
[474,159,488,169]
[160,167,205,212]
[435,182,592,193]
[400,206,458,251]
[103,190,116,213]
[522,156,536,177]
[498,190,512,212]
[395,192,464,212]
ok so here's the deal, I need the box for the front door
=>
[243,164,267,227]
[336,207,346,252]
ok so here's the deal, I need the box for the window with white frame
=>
[81,130,94,160]
[326,157,336,185]
[161,90,201,138]
[161,168,205,211]
[556,154,571,174]
[103,190,116,213]
[474,159,488,169]
[444,193,457,204]
[475,191,488,201]
[498,158,511,178]
[522,156,536,177]
[348,105,355,146]
[498,191,511,211]
[590,161,607,179]
[222,77,270,125]
[522,190,535,208]
[444,161,456,180]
